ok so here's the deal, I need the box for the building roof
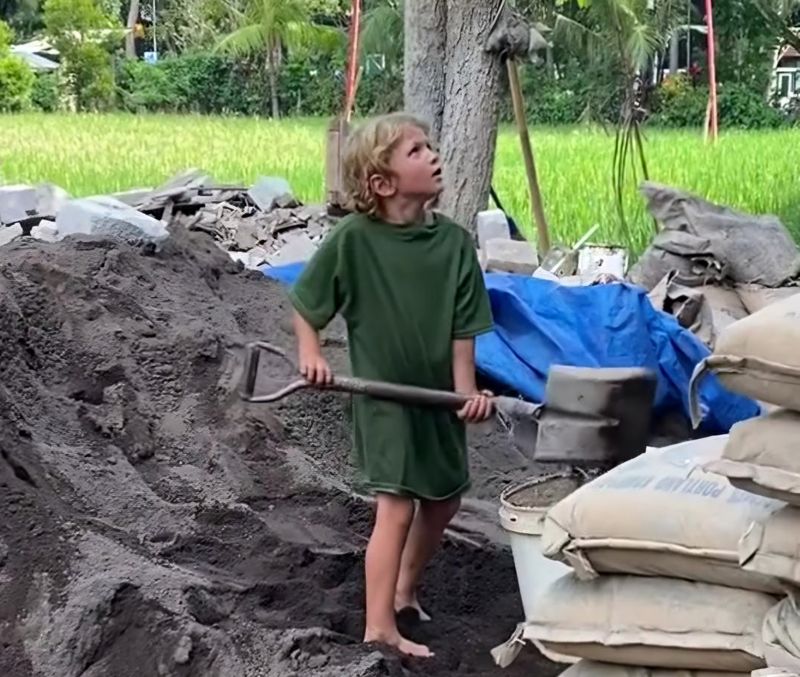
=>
[10,47,60,71]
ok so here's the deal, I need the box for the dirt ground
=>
[0,227,565,677]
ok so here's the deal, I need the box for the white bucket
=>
[499,475,577,622]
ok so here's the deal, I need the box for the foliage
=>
[30,71,60,111]
[0,54,35,111]
[650,74,788,129]
[42,0,121,111]
[214,0,344,117]
[0,19,14,54]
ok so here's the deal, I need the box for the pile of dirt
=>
[0,227,561,677]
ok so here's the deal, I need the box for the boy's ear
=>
[368,172,397,198]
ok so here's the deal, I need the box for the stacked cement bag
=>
[523,435,787,675]
[689,294,800,422]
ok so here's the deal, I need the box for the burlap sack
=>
[525,574,774,672]
[689,295,800,418]
[762,597,800,675]
[541,436,786,593]
[559,660,745,676]
[705,410,800,507]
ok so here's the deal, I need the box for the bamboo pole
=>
[704,0,718,142]
[506,57,551,256]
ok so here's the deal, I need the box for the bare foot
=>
[394,594,432,622]
[364,628,434,657]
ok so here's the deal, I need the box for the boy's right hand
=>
[299,351,333,385]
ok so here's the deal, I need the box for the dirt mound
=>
[0,228,558,677]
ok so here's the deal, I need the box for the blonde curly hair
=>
[342,112,431,216]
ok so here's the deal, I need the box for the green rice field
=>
[2,112,798,253]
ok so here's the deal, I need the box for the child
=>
[288,112,494,658]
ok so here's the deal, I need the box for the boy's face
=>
[372,125,442,203]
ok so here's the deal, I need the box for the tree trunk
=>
[403,0,447,143]
[438,0,504,233]
[268,46,280,119]
[125,0,139,59]
[403,0,504,233]
[669,29,679,73]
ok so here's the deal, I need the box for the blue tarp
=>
[261,262,760,434]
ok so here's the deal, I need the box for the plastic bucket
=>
[499,475,578,621]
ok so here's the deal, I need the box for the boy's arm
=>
[293,310,332,385]
[452,338,492,422]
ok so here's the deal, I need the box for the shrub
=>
[0,54,35,112]
[31,72,61,112]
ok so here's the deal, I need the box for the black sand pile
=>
[0,228,561,677]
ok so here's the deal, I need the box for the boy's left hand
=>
[457,390,494,423]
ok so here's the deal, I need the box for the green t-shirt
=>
[288,211,493,500]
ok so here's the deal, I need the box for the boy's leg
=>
[363,492,433,657]
[395,496,461,619]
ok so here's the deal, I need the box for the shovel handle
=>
[239,341,471,408]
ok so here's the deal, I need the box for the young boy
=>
[288,112,494,658]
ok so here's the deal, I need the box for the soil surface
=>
[0,228,566,677]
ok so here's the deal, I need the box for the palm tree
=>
[359,0,403,75]
[553,0,682,245]
[215,0,344,118]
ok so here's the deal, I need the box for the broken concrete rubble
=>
[55,195,170,245]
[484,238,539,275]
[0,223,23,247]
[0,183,69,232]
[477,209,512,250]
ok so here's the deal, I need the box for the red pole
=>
[704,0,718,142]
[343,0,362,123]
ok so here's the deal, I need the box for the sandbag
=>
[763,597,800,675]
[705,410,800,507]
[525,574,774,672]
[690,295,800,419]
[559,660,746,676]
[542,436,787,593]
[735,285,799,315]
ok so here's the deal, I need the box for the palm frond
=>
[215,23,269,56]
[553,12,602,57]
[360,3,403,66]
[283,20,344,54]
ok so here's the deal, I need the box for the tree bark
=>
[403,0,447,143]
[125,0,140,59]
[438,0,504,233]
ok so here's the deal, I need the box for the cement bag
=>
[559,661,746,676]
[689,295,800,420]
[541,436,786,593]
[525,574,774,672]
[705,410,800,506]
[763,597,800,675]
[736,504,800,589]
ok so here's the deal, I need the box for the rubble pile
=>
[0,169,338,270]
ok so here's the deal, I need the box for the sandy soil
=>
[0,227,565,677]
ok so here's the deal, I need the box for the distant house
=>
[11,39,60,72]
[774,43,800,107]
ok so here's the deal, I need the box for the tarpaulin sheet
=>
[260,263,759,434]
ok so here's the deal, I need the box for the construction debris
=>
[0,170,338,269]
[484,238,539,275]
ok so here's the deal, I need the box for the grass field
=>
[2,112,799,253]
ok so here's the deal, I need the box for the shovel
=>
[237,341,657,468]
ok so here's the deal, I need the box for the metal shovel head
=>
[533,365,657,467]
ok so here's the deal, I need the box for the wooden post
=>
[506,57,551,256]
[704,0,718,143]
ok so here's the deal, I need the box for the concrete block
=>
[56,196,169,244]
[248,176,293,212]
[0,185,37,225]
[484,238,538,275]
[31,220,59,242]
[266,233,318,266]
[0,224,23,247]
[477,209,511,250]
[35,183,70,218]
